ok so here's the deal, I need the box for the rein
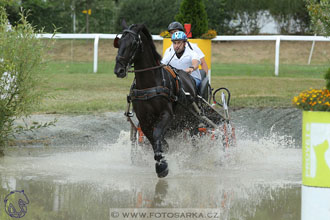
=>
[127,64,180,95]
[127,64,165,73]
[115,24,180,104]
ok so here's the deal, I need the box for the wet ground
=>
[0,108,302,220]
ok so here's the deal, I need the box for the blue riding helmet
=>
[171,31,187,42]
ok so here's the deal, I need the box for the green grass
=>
[210,76,325,108]
[37,72,134,114]
[212,63,329,78]
[44,61,329,78]
[35,61,328,114]
[42,61,115,74]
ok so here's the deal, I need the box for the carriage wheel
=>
[130,124,138,164]
[130,124,150,165]
[222,122,236,149]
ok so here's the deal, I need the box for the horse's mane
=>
[138,24,162,63]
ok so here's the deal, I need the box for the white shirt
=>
[164,43,205,60]
[162,45,201,80]
[189,43,205,59]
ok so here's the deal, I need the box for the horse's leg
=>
[161,139,169,153]
[153,111,172,160]
[152,111,172,178]
[140,122,155,147]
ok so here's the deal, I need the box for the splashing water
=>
[0,127,302,220]
[113,127,301,184]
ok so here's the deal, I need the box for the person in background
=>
[166,21,209,75]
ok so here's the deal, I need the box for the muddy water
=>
[0,109,302,220]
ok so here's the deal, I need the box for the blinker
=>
[113,34,120,48]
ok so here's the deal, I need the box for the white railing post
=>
[308,34,317,65]
[275,36,281,76]
[36,34,330,75]
[93,34,100,73]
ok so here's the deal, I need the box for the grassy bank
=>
[35,61,326,114]
[43,61,329,78]
[34,40,329,114]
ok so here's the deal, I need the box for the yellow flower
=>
[201,29,217,39]
[160,30,170,38]
[293,88,330,111]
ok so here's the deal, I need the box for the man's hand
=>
[185,66,194,73]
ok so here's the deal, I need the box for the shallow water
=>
[0,129,301,220]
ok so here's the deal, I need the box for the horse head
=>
[114,22,142,78]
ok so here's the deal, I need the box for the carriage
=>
[114,22,236,178]
[126,70,236,157]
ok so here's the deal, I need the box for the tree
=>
[0,7,53,151]
[269,0,310,34]
[3,0,314,35]
[1,0,20,24]
[175,0,208,38]
[5,0,115,33]
[204,0,234,34]
[307,0,330,90]
[222,0,310,34]
[225,0,268,34]
[71,0,115,33]
[306,0,330,36]
[21,0,72,33]
[115,0,181,34]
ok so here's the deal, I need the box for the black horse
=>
[114,23,199,178]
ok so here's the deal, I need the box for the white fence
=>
[38,34,330,75]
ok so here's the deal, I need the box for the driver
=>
[165,21,208,75]
[161,31,201,88]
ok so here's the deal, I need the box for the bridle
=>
[114,25,142,73]
[114,25,180,108]
[114,25,163,73]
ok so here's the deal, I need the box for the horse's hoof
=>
[157,168,169,178]
[156,160,169,178]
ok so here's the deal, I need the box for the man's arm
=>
[191,44,209,74]
[200,57,208,75]
[185,59,199,73]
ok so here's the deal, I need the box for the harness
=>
[163,65,180,94]
[130,86,172,101]
[115,26,181,116]
[128,65,180,103]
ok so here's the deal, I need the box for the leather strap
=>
[163,65,180,94]
[130,86,172,101]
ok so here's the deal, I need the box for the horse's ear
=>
[136,24,146,34]
[121,20,128,30]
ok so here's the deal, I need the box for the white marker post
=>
[301,111,330,220]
